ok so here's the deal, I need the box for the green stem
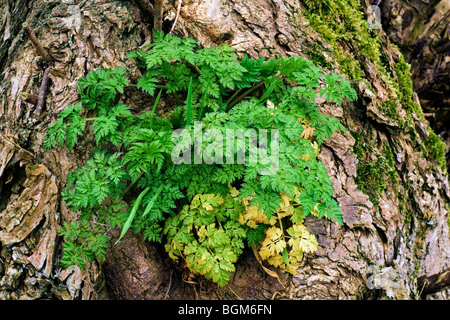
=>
[123,172,144,196]
[181,57,201,75]
[226,80,266,110]
[278,215,285,240]
[185,77,193,128]
[197,81,211,121]
[150,89,163,129]
[225,87,244,106]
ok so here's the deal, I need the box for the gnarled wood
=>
[0,0,449,300]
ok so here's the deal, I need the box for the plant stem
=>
[225,87,244,106]
[185,77,193,127]
[278,216,285,240]
[417,269,450,299]
[181,57,202,75]
[34,67,51,116]
[150,89,163,129]
[123,172,144,196]
[22,23,52,63]
[226,80,265,110]
[169,0,182,34]
[197,81,210,121]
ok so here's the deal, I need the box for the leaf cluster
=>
[237,187,319,274]
[59,220,109,270]
[45,31,356,285]
[164,193,246,286]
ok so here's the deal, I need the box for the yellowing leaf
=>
[190,195,202,209]
[267,254,284,268]
[197,225,207,242]
[267,255,300,274]
[312,141,320,156]
[287,224,318,254]
[199,194,224,211]
[237,214,248,227]
[239,204,275,228]
[291,206,304,224]
[165,243,180,261]
[240,195,253,207]
[198,251,215,275]
[259,227,286,260]
[277,194,294,218]
[288,250,304,262]
[292,186,302,201]
[228,185,240,198]
[310,204,319,217]
[244,205,260,220]
[299,118,313,127]
[300,234,318,253]
[202,203,214,211]
[300,120,315,140]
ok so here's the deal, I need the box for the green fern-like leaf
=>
[47,32,358,282]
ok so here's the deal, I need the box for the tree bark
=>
[380,0,450,166]
[0,0,449,300]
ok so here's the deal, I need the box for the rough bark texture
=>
[380,0,450,165]
[0,0,449,300]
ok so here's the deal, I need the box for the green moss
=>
[391,53,425,120]
[352,128,400,208]
[353,141,399,207]
[356,159,388,207]
[305,44,333,70]
[379,99,401,121]
[422,127,447,170]
[382,143,399,183]
[301,0,449,216]
[302,0,382,80]
[412,220,427,262]
[394,55,414,104]
[407,101,423,118]
[300,0,425,117]
[350,128,376,160]
[334,46,365,80]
